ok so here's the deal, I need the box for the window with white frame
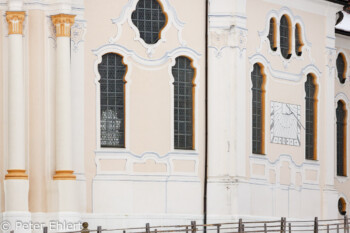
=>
[172,56,195,150]
[98,53,127,148]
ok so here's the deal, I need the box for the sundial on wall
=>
[270,101,301,146]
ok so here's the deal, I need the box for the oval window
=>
[338,198,347,216]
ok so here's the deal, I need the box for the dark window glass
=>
[251,63,265,154]
[295,24,303,56]
[267,18,277,51]
[338,198,347,216]
[131,0,167,44]
[336,101,347,176]
[173,56,194,150]
[337,53,346,84]
[98,53,126,148]
[305,74,317,160]
[280,15,291,59]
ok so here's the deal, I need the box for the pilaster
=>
[4,11,29,216]
[51,14,76,181]
[5,11,27,180]
[207,0,248,216]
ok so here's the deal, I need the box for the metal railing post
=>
[281,217,286,233]
[217,224,221,233]
[238,219,243,233]
[314,217,318,233]
[288,222,291,233]
[344,215,348,233]
[82,222,90,233]
[191,221,197,233]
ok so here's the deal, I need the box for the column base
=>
[53,170,76,180]
[4,179,29,211]
[50,180,79,212]
[5,169,28,180]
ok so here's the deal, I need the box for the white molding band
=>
[249,53,321,82]
[93,44,201,67]
[249,154,320,186]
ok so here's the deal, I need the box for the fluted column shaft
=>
[51,14,76,180]
[6,11,27,180]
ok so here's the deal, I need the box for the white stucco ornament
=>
[47,17,57,48]
[71,21,87,52]
[270,101,301,146]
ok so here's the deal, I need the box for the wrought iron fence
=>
[9,216,350,233]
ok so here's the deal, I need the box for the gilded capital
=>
[51,14,75,37]
[6,11,25,35]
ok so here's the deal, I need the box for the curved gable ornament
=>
[249,53,321,82]
[258,7,314,67]
[110,0,186,58]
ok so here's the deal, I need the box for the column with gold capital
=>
[6,11,27,180]
[4,11,29,213]
[51,14,76,180]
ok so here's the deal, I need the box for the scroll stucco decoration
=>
[71,21,87,52]
[209,26,248,59]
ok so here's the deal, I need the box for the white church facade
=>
[0,0,349,231]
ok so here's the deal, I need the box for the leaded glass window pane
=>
[173,56,194,150]
[267,18,277,51]
[251,63,264,154]
[337,101,346,176]
[295,24,303,56]
[280,15,291,59]
[98,53,126,148]
[337,53,346,84]
[305,74,316,160]
[131,0,167,44]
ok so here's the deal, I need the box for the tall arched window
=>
[280,15,291,59]
[305,74,317,160]
[295,23,303,56]
[337,53,347,84]
[98,53,127,148]
[336,100,347,176]
[267,18,277,51]
[131,0,167,44]
[172,56,195,150]
[251,63,266,154]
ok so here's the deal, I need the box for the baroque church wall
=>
[208,0,342,222]
[0,0,346,231]
[334,34,350,215]
[83,0,206,226]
